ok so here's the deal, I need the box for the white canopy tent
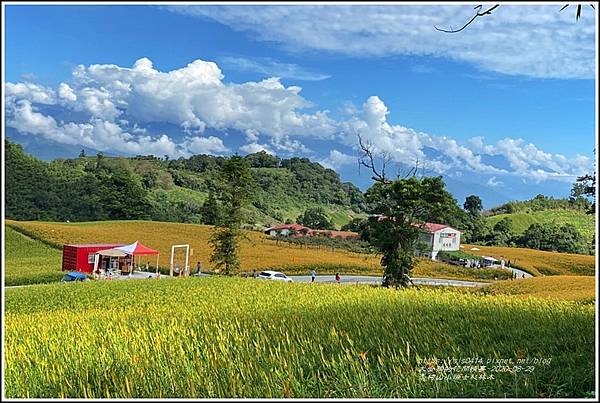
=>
[93,248,128,274]
[93,242,160,275]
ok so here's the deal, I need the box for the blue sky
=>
[4,4,597,207]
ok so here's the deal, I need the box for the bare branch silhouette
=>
[436,3,594,33]
[434,4,500,33]
[560,4,596,20]
[357,135,391,184]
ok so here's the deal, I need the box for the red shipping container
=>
[62,244,125,273]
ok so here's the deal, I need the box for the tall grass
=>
[4,278,594,398]
[4,226,63,286]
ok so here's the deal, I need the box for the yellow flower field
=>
[5,220,594,286]
[6,219,380,271]
[4,277,595,398]
[461,244,595,277]
[483,276,596,303]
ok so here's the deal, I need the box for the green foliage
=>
[573,172,596,213]
[366,176,463,288]
[486,194,591,217]
[437,250,483,262]
[5,140,152,222]
[244,150,280,168]
[484,209,594,250]
[4,140,365,228]
[200,191,222,225]
[297,207,334,230]
[463,195,483,216]
[210,156,256,274]
[517,222,586,254]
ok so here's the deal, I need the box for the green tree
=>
[340,217,365,232]
[200,191,222,225]
[486,217,513,246]
[366,176,460,288]
[574,172,596,214]
[463,195,483,216]
[297,207,334,230]
[518,222,585,253]
[492,217,512,234]
[244,150,280,168]
[210,156,256,274]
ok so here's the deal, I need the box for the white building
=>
[416,223,462,260]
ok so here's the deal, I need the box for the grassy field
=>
[482,276,596,304]
[486,209,595,242]
[461,244,595,277]
[5,220,520,286]
[5,219,380,272]
[4,277,594,398]
[4,226,63,286]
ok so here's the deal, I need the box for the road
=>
[288,275,487,288]
[4,273,498,289]
[488,264,533,279]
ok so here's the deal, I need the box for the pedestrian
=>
[252,269,257,278]
[196,261,202,275]
[311,269,317,283]
[522,274,525,279]
[145,262,150,272]
[335,272,341,283]
[156,270,161,280]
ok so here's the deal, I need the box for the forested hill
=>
[4,140,366,228]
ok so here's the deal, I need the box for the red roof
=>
[372,215,462,233]
[266,224,308,232]
[423,223,450,233]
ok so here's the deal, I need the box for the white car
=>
[257,270,293,282]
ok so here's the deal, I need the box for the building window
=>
[88,253,96,264]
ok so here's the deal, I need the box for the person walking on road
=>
[311,269,317,283]
[335,272,341,283]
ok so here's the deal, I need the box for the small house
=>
[264,224,309,237]
[416,223,463,260]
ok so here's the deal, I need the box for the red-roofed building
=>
[264,224,311,237]
[370,215,463,260]
[264,224,360,240]
[418,222,463,260]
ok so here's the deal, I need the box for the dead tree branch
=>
[434,4,500,33]
[358,135,392,184]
